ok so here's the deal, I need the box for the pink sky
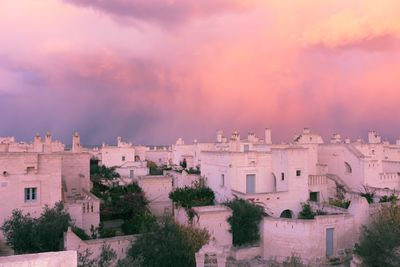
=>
[1,0,400,145]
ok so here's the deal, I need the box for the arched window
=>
[280,209,294,218]
[344,162,352,173]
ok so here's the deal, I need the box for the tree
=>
[90,159,120,183]
[355,203,400,267]
[1,210,37,254]
[225,198,265,246]
[1,202,71,254]
[98,243,117,267]
[78,249,97,267]
[77,243,117,267]
[126,218,209,267]
[180,158,187,169]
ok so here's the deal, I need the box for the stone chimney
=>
[265,128,272,144]
[72,132,81,152]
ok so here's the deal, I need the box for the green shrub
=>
[121,212,157,235]
[225,198,265,246]
[355,203,400,267]
[169,186,215,209]
[379,193,398,203]
[72,226,90,240]
[298,202,316,220]
[127,218,209,267]
[1,202,71,254]
[361,193,374,204]
[329,198,351,209]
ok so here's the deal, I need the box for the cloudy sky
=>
[1,0,400,145]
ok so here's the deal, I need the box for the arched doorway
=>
[280,209,294,218]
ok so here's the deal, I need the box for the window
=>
[246,174,255,193]
[24,187,37,202]
[296,169,301,176]
[220,174,225,187]
[122,156,126,161]
[244,144,250,152]
[281,172,285,181]
[310,192,319,202]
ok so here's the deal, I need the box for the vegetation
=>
[335,182,346,200]
[270,254,309,267]
[169,186,215,209]
[121,211,157,235]
[355,203,400,267]
[147,161,163,175]
[90,160,157,237]
[360,186,376,204]
[298,202,316,220]
[77,243,117,267]
[180,158,187,169]
[186,167,201,175]
[72,226,91,240]
[329,198,351,209]
[90,159,120,182]
[125,218,209,267]
[379,193,398,203]
[225,198,265,246]
[1,202,71,254]
[169,183,215,222]
[97,183,150,221]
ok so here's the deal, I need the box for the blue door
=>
[326,228,334,257]
[246,174,255,193]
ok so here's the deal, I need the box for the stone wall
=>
[64,228,136,263]
[262,214,356,265]
[0,251,77,267]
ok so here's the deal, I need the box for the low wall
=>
[175,205,233,249]
[64,228,137,263]
[231,245,262,261]
[0,251,77,267]
[262,214,356,265]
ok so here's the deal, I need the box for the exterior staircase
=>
[326,174,359,196]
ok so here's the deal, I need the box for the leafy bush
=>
[90,160,120,182]
[329,198,351,209]
[121,212,157,235]
[99,183,149,221]
[379,193,398,203]
[298,202,316,220]
[360,186,376,204]
[147,161,163,175]
[98,222,117,238]
[169,186,215,209]
[225,198,265,246]
[78,243,117,267]
[361,192,375,204]
[126,218,209,267]
[1,202,71,254]
[169,184,215,222]
[355,203,400,267]
[186,167,201,175]
[72,226,91,240]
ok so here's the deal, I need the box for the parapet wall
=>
[64,228,137,263]
[0,251,77,267]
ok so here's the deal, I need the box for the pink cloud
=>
[63,0,254,26]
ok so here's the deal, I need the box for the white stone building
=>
[0,133,100,238]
